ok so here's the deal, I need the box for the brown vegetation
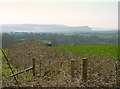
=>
[2,40,117,87]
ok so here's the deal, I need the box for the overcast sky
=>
[0,0,119,29]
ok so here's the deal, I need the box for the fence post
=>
[82,58,88,82]
[60,62,63,68]
[49,60,51,69]
[71,59,75,81]
[39,59,41,76]
[32,58,35,76]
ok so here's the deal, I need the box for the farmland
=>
[53,44,118,59]
[1,41,118,87]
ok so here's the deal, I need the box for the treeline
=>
[2,32,118,48]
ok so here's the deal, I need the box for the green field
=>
[53,44,118,59]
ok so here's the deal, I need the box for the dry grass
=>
[2,40,117,87]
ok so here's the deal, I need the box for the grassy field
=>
[53,44,118,59]
[2,42,118,87]
[2,44,118,77]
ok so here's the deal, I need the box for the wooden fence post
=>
[71,59,75,81]
[33,58,35,76]
[39,59,41,76]
[49,60,51,69]
[82,58,88,82]
[60,62,63,68]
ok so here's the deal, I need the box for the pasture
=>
[53,44,118,59]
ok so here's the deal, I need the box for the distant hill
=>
[91,27,117,31]
[1,24,92,33]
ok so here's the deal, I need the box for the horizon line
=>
[0,24,118,29]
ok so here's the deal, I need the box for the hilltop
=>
[1,24,92,33]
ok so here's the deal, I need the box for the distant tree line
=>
[2,32,118,48]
